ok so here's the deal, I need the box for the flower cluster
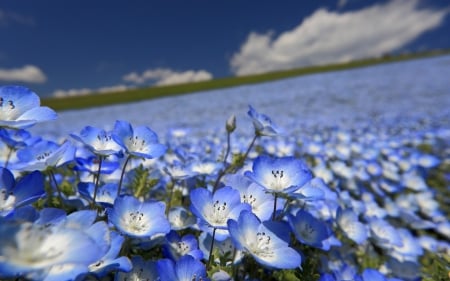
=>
[0,85,448,281]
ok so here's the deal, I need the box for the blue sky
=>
[0,0,449,98]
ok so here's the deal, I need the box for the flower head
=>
[108,195,170,238]
[245,155,312,195]
[71,126,122,156]
[190,186,251,241]
[247,105,282,136]
[0,86,57,129]
[228,210,301,269]
[113,120,166,159]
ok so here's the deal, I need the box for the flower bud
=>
[226,114,236,133]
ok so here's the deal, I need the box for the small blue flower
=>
[88,231,132,277]
[245,155,312,195]
[115,255,159,281]
[0,168,45,216]
[167,206,197,230]
[336,207,368,245]
[157,255,209,281]
[288,209,330,249]
[190,186,251,241]
[162,230,203,261]
[13,140,75,171]
[113,120,166,159]
[71,125,122,156]
[228,210,301,269]
[108,195,170,238]
[78,182,118,206]
[247,105,282,136]
[368,218,403,250]
[0,86,57,129]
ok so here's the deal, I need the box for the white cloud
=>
[123,68,213,86]
[231,0,449,76]
[0,65,47,83]
[53,85,130,98]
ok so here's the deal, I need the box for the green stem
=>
[272,193,278,221]
[91,156,103,207]
[49,169,64,203]
[207,227,217,270]
[223,131,231,166]
[117,155,132,197]
[213,134,258,192]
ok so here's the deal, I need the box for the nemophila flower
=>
[157,255,209,281]
[0,128,41,152]
[0,220,104,279]
[0,85,57,129]
[88,231,132,277]
[386,258,421,281]
[292,177,326,202]
[0,168,45,216]
[74,154,120,176]
[162,230,203,261]
[228,210,301,269]
[389,228,423,262]
[168,206,197,230]
[107,195,170,238]
[78,182,118,206]
[190,186,251,241]
[368,218,403,250]
[115,255,159,281]
[247,105,282,136]
[234,181,275,221]
[336,207,368,245]
[198,232,239,264]
[244,155,313,195]
[71,125,122,156]
[113,120,166,159]
[12,140,75,171]
[288,209,331,250]
[361,268,388,281]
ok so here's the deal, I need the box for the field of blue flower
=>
[0,55,449,281]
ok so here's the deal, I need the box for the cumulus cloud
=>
[231,0,449,75]
[53,85,130,98]
[123,68,213,86]
[0,65,47,83]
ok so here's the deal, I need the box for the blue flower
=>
[247,105,282,136]
[245,155,312,195]
[88,231,132,277]
[336,207,368,245]
[13,140,75,171]
[288,209,331,249]
[368,218,403,250]
[0,220,105,279]
[108,195,170,238]
[78,182,118,206]
[113,120,166,159]
[0,86,57,129]
[167,206,197,230]
[157,255,209,281]
[227,210,301,269]
[71,125,122,156]
[162,230,203,261]
[115,255,159,281]
[190,186,251,241]
[0,168,45,216]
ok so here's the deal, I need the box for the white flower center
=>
[298,222,317,243]
[266,169,289,191]
[0,188,16,212]
[205,200,229,225]
[125,211,150,234]
[248,231,274,258]
[126,135,147,152]
[0,97,18,120]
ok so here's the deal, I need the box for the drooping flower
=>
[247,105,282,136]
[115,255,160,281]
[107,195,170,238]
[190,186,251,241]
[0,85,57,129]
[244,155,313,195]
[227,210,301,269]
